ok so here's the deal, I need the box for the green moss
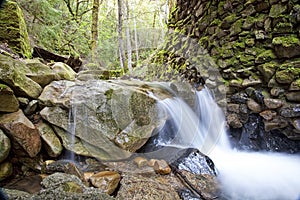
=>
[255,50,276,63]
[233,41,245,49]
[230,19,244,36]
[270,3,287,18]
[0,84,9,90]
[275,70,295,84]
[272,35,300,47]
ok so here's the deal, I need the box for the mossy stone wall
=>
[0,1,31,58]
[140,0,300,147]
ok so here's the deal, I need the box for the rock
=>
[0,109,41,157]
[227,113,243,128]
[0,129,10,163]
[42,160,84,182]
[24,59,58,87]
[272,36,300,58]
[176,170,219,200]
[36,121,62,158]
[242,77,262,87]
[263,98,284,109]
[51,126,92,158]
[0,54,42,98]
[286,92,300,102]
[38,80,76,107]
[289,79,300,91]
[259,110,277,121]
[231,92,248,104]
[117,174,181,200]
[264,116,289,131]
[257,62,278,82]
[34,173,114,200]
[133,156,148,168]
[280,104,300,118]
[0,161,13,181]
[0,1,31,58]
[153,159,171,175]
[270,87,285,97]
[0,84,19,112]
[170,148,217,176]
[247,98,262,113]
[275,70,295,84]
[292,119,300,132]
[3,175,42,194]
[24,100,38,115]
[50,62,77,81]
[89,171,121,195]
[39,80,167,161]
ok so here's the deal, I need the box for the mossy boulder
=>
[0,54,42,98]
[0,1,31,58]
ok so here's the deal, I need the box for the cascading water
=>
[157,86,300,200]
[67,104,77,161]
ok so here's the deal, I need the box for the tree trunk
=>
[91,0,100,62]
[125,0,132,73]
[117,0,126,71]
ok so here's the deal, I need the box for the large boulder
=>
[0,54,42,98]
[0,1,31,58]
[39,80,169,161]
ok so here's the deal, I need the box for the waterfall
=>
[67,104,77,161]
[157,86,300,200]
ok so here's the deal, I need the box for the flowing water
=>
[157,86,300,200]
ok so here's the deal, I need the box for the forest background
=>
[19,0,173,71]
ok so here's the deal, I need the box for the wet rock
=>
[227,113,243,128]
[0,161,13,181]
[117,174,181,200]
[247,98,262,113]
[263,98,284,109]
[36,121,62,158]
[0,129,10,163]
[231,92,248,104]
[38,80,76,107]
[39,80,167,161]
[153,159,172,175]
[242,77,262,87]
[286,92,300,102]
[0,109,41,157]
[0,54,42,98]
[280,104,300,118]
[0,84,19,112]
[264,116,289,131]
[89,171,121,195]
[170,148,217,176]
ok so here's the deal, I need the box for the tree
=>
[90,0,102,62]
[117,0,126,71]
[125,0,133,72]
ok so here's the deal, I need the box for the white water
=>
[158,87,300,200]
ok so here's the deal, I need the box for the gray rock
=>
[286,92,300,102]
[0,129,10,163]
[24,100,39,115]
[36,121,63,158]
[280,104,300,118]
[247,98,262,113]
[264,98,284,109]
[50,62,77,81]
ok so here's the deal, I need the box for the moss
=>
[279,63,300,76]
[255,50,276,63]
[230,19,244,36]
[245,38,255,46]
[274,22,293,33]
[269,3,287,18]
[272,35,300,47]
[233,41,246,49]
[275,69,295,84]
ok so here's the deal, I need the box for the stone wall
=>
[136,0,300,152]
